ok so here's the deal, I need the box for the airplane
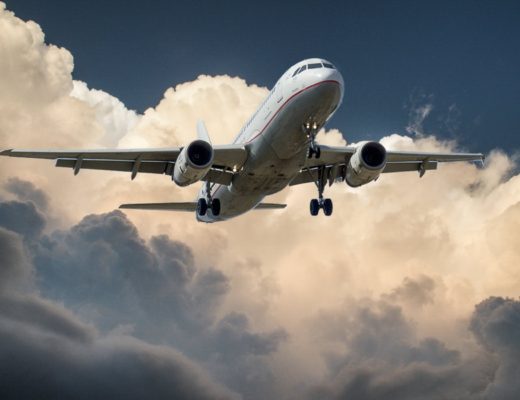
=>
[1,58,484,223]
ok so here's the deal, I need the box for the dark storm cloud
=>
[384,275,436,306]
[0,227,32,291]
[305,299,493,400]
[470,297,520,400]
[0,200,45,238]
[4,177,49,210]
[29,208,286,398]
[0,194,290,399]
[0,322,239,400]
[211,312,288,359]
[31,210,231,337]
[0,202,240,400]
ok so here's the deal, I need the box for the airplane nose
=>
[326,68,344,88]
[322,68,344,103]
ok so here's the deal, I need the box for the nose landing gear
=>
[309,166,333,216]
[304,122,321,159]
[197,181,221,216]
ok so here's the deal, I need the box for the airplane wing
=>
[119,202,286,211]
[0,145,248,186]
[290,145,484,186]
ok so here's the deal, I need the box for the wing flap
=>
[383,160,438,174]
[55,159,233,185]
[56,159,171,174]
[386,150,484,163]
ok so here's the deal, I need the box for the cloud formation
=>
[0,221,238,400]
[1,2,520,399]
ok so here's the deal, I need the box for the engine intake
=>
[346,141,387,187]
[173,140,214,186]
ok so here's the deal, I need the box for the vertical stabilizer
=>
[197,120,211,144]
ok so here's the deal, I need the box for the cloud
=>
[0,200,45,238]
[303,298,494,400]
[4,177,49,210]
[405,90,434,136]
[470,297,520,400]
[383,275,436,307]
[71,80,140,147]
[0,190,285,398]
[0,199,240,400]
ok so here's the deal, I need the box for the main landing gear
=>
[197,181,221,216]
[304,122,321,159]
[309,166,333,216]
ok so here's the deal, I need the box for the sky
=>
[1,1,520,399]
[7,0,520,152]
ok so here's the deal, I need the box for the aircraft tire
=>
[211,199,221,216]
[197,198,208,216]
[310,199,320,216]
[323,198,333,216]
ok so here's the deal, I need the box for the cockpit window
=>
[322,63,335,69]
[308,63,322,69]
[298,65,307,73]
[292,68,299,77]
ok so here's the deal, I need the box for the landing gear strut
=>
[304,122,321,159]
[309,166,333,216]
[197,181,221,216]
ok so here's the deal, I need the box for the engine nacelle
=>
[345,141,387,187]
[173,140,214,186]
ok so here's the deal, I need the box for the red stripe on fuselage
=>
[244,79,340,144]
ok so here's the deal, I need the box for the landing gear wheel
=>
[307,145,321,159]
[323,198,333,216]
[310,199,320,216]
[211,198,221,216]
[197,198,208,216]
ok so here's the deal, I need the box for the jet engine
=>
[173,140,214,186]
[345,141,387,187]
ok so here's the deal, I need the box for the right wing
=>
[290,145,484,186]
[0,145,248,186]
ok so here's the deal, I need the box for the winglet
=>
[0,149,12,156]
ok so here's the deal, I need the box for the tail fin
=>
[197,120,211,144]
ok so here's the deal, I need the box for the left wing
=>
[0,145,247,185]
[290,145,484,186]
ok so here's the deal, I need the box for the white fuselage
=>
[197,58,344,222]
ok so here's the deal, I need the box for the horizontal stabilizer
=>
[120,202,197,211]
[254,203,287,209]
[119,202,287,212]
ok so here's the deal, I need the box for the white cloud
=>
[71,81,140,147]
